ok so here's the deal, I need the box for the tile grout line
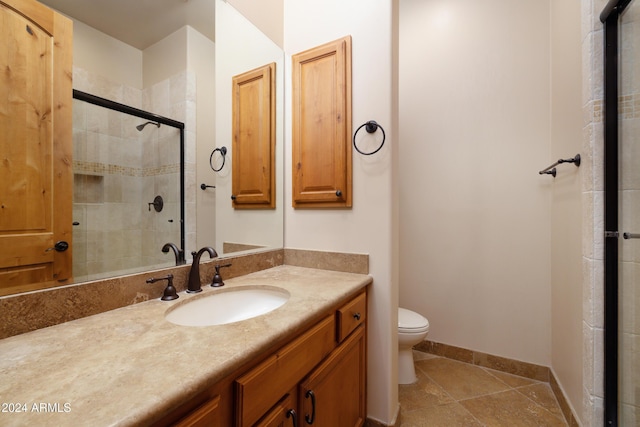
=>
[405,363,488,427]
[405,353,569,426]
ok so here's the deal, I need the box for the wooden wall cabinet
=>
[231,63,276,209]
[292,36,352,208]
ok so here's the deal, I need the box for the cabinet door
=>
[299,326,365,427]
[255,392,298,427]
[231,63,276,209]
[0,0,73,296]
[291,36,352,208]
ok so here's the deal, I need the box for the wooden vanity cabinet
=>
[169,289,367,427]
[248,290,367,427]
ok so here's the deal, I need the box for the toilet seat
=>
[398,307,429,333]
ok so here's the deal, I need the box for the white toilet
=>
[398,307,430,384]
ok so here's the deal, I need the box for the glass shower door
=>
[619,1,640,423]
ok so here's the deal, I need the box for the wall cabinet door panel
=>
[232,63,276,209]
[292,36,352,208]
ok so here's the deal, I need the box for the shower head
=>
[136,121,161,131]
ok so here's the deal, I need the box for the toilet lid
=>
[398,307,429,330]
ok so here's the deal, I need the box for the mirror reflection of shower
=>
[136,121,161,131]
[71,91,184,283]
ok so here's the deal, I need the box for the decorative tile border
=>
[415,340,579,425]
[73,160,179,177]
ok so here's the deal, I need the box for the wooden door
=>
[292,36,352,208]
[232,63,276,209]
[299,326,365,427]
[0,0,73,296]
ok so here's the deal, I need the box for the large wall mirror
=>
[27,0,284,289]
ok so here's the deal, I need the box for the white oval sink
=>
[165,286,289,327]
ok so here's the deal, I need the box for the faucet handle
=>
[146,274,178,301]
[211,263,232,287]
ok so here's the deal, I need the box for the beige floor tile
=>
[416,357,511,400]
[460,389,567,427]
[399,369,454,411]
[400,355,569,426]
[401,402,483,427]
[516,383,565,419]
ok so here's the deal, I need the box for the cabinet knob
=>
[335,190,342,197]
[353,312,361,321]
[231,195,237,200]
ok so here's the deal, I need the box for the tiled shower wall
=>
[583,2,640,425]
[582,1,605,426]
[619,3,640,424]
[72,67,196,282]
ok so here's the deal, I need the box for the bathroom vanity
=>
[0,266,370,426]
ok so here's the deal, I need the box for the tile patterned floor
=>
[399,352,569,426]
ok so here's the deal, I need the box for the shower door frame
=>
[600,0,634,425]
[72,89,186,262]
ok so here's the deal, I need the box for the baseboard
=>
[549,368,580,426]
[365,403,401,427]
[415,340,580,426]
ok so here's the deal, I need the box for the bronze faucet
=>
[146,274,178,301]
[162,242,185,265]
[188,247,218,293]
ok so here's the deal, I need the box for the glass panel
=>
[619,1,640,424]
[72,98,181,282]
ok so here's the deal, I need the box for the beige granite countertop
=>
[0,265,372,427]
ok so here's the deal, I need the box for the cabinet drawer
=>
[336,292,366,343]
[235,314,336,427]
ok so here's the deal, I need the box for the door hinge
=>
[604,231,619,238]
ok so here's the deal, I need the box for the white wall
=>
[215,1,284,254]
[283,0,397,424]
[228,0,284,48]
[399,0,552,366]
[186,28,216,251]
[72,20,143,89]
[550,0,584,421]
[142,27,188,89]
